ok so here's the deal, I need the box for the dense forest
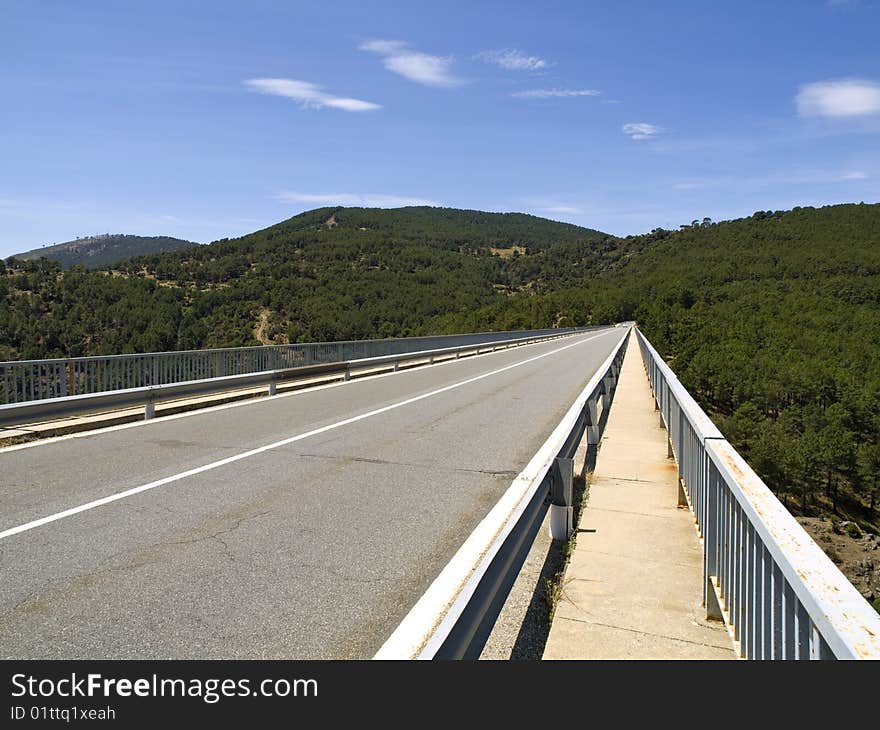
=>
[2,203,879,531]
[15,234,199,269]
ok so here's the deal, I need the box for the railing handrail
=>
[635,327,880,660]
[0,330,591,429]
[635,331,723,441]
[706,439,880,660]
[0,327,599,406]
[0,327,583,367]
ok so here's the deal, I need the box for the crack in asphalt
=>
[294,452,517,478]
[7,510,272,618]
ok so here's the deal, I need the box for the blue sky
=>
[1,0,879,256]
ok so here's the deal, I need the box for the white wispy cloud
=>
[523,198,584,215]
[275,192,438,208]
[359,39,460,87]
[359,40,408,55]
[512,88,600,99]
[622,122,660,140]
[796,79,880,118]
[477,49,549,71]
[243,78,381,112]
[672,170,870,190]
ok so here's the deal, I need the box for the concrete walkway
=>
[543,336,735,660]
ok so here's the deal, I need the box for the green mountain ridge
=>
[14,233,200,269]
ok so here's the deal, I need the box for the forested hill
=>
[539,202,880,531]
[0,206,621,359]
[120,206,618,292]
[14,234,199,269]
[2,201,878,583]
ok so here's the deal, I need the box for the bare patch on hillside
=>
[254,307,273,345]
[489,245,526,259]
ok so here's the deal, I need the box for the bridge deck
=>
[0,330,623,659]
[543,337,735,660]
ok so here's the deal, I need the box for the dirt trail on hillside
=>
[254,308,272,345]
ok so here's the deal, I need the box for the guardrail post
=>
[586,395,600,444]
[601,375,614,410]
[268,381,277,396]
[549,456,574,540]
[344,366,351,381]
[144,400,155,420]
[393,360,400,372]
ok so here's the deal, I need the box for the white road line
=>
[0,331,613,541]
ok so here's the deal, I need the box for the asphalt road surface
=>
[0,327,625,659]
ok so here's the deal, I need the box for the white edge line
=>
[0,331,615,541]
[373,327,631,659]
[0,331,602,455]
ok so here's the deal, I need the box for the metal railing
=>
[0,328,586,406]
[0,329,598,428]
[375,326,630,659]
[636,328,880,660]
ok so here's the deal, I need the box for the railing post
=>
[60,360,70,398]
[677,470,688,507]
[702,456,724,621]
[549,456,574,540]
[144,400,155,420]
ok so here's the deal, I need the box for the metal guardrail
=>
[0,330,592,429]
[636,328,880,660]
[375,326,631,659]
[0,328,586,406]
